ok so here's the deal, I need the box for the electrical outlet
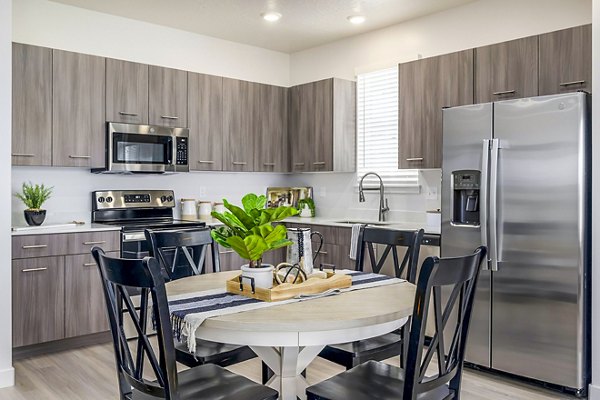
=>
[198,186,207,197]
[426,187,438,200]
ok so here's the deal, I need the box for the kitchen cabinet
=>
[255,84,288,172]
[52,49,106,168]
[399,50,474,169]
[11,231,120,347]
[217,247,246,272]
[106,58,149,124]
[149,65,188,127]
[539,24,592,95]
[12,43,52,166]
[188,73,224,171]
[288,78,356,173]
[223,78,259,172]
[474,36,538,103]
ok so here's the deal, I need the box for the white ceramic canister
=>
[241,264,274,289]
[181,199,197,220]
[214,202,226,214]
[198,201,213,218]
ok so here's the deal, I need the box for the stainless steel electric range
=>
[91,189,205,259]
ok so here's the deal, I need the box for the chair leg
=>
[262,361,273,384]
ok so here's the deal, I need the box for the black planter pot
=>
[24,209,46,226]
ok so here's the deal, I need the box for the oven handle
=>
[123,232,146,242]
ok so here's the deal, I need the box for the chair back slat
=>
[91,247,180,400]
[355,227,424,283]
[146,227,219,281]
[403,246,487,399]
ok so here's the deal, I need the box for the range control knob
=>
[160,195,167,203]
[106,196,113,203]
[97,196,105,203]
[166,195,174,202]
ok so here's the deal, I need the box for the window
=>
[356,68,419,190]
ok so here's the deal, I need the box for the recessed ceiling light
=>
[347,15,366,25]
[261,12,282,22]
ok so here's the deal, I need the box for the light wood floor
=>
[0,341,580,400]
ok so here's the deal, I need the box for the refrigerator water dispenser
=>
[451,170,480,226]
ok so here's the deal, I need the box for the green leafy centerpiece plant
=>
[15,182,53,226]
[297,198,315,217]
[210,193,298,288]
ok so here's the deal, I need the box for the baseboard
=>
[0,366,15,388]
[589,383,600,399]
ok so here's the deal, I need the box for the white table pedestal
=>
[251,345,325,400]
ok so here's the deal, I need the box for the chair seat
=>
[319,331,403,367]
[306,360,452,400]
[133,363,278,400]
[175,339,256,367]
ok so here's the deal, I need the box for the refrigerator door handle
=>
[480,140,490,270]
[489,138,500,271]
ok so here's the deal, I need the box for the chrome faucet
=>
[358,172,390,222]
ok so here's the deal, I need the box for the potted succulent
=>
[15,182,53,226]
[210,193,298,288]
[297,198,315,217]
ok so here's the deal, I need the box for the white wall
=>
[290,0,592,85]
[0,0,14,389]
[13,0,290,86]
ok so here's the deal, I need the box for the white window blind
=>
[356,68,419,190]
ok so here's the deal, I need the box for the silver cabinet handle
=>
[69,155,91,159]
[263,162,275,166]
[492,90,516,96]
[83,241,106,245]
[22,244,48,249]
[406,157,424,161]
[232,161,247,165]
[559,80,586,87]
[12,153,35,157]
[198,160,215,164]
[219,250,235,255]
[118,112,139,117]
[313,162,326,166]
[83,262,96,267]
[160,115,178,120]
[315,250,328,255]
[22,267,47,273]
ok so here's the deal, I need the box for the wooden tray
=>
[226,271,352,302]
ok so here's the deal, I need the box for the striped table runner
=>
[169,271,403,353]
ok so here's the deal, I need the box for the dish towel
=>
[349,224,364,260]
[169,270,403,353]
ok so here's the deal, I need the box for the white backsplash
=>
[11,167,442,227]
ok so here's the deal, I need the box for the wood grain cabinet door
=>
[289,83,314,172]
[539,24,592,95]
[255,84,288,172]
[12,256,65,347]
[64,253,113,338]
[52,50,105,168]
[188,72,223,171]
[474,36,538,103]
[12,43,52,166]
[106,58,149,124]
[312,79,334,172]
[149,66,187,127]
[398,59,425,169]
[223,78,257,172]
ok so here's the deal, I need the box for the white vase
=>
[241,264,274,289]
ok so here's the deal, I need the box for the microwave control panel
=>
[176,137,188,166]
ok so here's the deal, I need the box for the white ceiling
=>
[50,0,476,53]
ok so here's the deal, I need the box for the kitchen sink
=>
[331,220,391,226]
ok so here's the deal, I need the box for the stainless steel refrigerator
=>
[441,92,590,394]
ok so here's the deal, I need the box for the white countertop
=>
[11,222,121,236]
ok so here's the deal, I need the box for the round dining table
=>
[166,270,416,400]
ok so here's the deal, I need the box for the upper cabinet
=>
[52,49,105,168]
[106,59,149,124]
[288,78,356,173]
[255,84,288,172]
[539,24,592,95]
[12,43,52,166]
[474,36,539,103]
[399,50,474,169]
[188,72,224,171]
[223,78,259,172]
[148,66,187,127]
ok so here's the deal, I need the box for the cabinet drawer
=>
[65,231,120,255]
[13,231,120,258]
[12,256,65,347]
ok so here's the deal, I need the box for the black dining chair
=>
[305,246,487,400]
[91,247,278,400]
[317,227,424,370]
[145,227,257,369]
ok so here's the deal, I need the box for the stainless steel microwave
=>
[94,122,189,173]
